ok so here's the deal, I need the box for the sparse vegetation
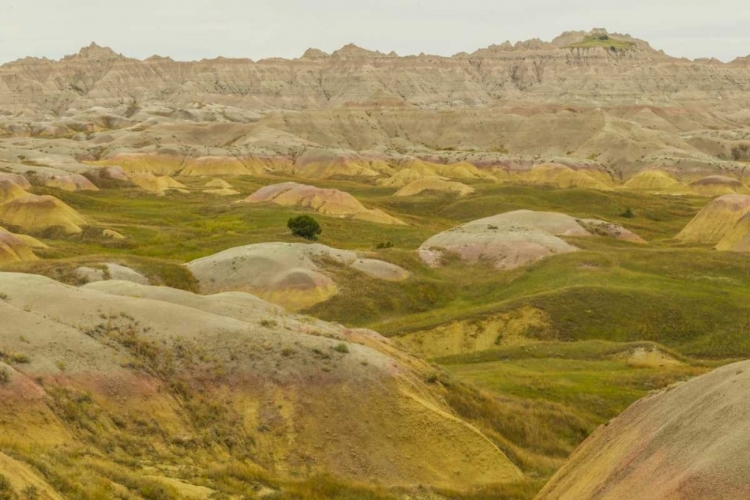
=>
[332,343,350,354]
[0,474,14,500]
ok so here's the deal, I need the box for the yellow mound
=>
[0,194,86,234]
[0,179,28,204]
[523,164,613,190]
[536,360,750,500]
[204,178,233,189]
[294,150,382,179]
[103,229,125,240]
[0,273,523,491]
[203,188,241,196]
[716,213,750,251]
[395,177,475,197]
[688,175,750,197]
[179,156,254,177]
[676,194,750,245]
[245,182,405,225]
[432,161,497,181]
[131,173,187,193]
[377,168,431,187]
[623,169,680,191]
[99,152,184,175]
[0,227,38,263]
[397,158,440,176]
[43,174,99,192]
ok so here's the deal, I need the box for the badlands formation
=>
[419,210,643,270]
[0,27,749,500]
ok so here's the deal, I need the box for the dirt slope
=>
[535,360,750,500]
[0,272,521,491]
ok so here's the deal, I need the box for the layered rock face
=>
[3,31,750,113]
[1,29,750,178]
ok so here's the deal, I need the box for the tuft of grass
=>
[332,343,350,354]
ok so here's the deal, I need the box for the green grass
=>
[4,175,748,500]
[568,36,636,51]
[435,340,709,485]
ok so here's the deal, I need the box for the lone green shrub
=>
[288,215,322,241]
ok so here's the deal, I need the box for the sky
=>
[1,0,749,64]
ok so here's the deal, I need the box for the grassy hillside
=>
[1,174,747,499]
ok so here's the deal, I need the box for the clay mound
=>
[0,179,28,204]
[100,152,184,175]
[245,182,405,225]
[397,158,441,176]
[523,164,613,190]
[688,175,750,196]
[0,194,86,234]
[131,172,187,193]
[179,156,254,177]
[0,227,37,263]
[377,168,432,187]
[419,210,641,270]
[623,169,680,191]
[188,242,408,310]
[576,219,646,244]
[395,177,475,197]
[43,173,99,192]
[715,212,750,251]
[0,173,31,190]
[293,149,384,179]
[432,161,497,181]
[0,272,521,490]
[536,360,750,500]
[75,263,150,286]
[205,178,233,189]
[676,194,750,245]
[204,188,241,196]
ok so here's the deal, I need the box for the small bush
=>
[332,343,350,354]
[22,485,39,500]
[0,474,13,500]
[11,353,30,364]
[375,241,393,249]
[620,207,634,218]
[287,215,322,241]
[0,368,10,385]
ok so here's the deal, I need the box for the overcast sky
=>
[1,0,749,64]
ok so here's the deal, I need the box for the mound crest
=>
[188,242,409,310]
[0,194,86,234]
[131,172,187,193]
[419,210,643,270]
[179,156,256,177]
[536,360,750,500]
[688,175,750,196]
[676,194,750,247]
[0,178,28,204]
[523,164,613,190]
[244,182,405,225]
[0,273,520,489]
[293,149,387,179]
[377,168,432,187]
[395,177,475,197]
[623,169,680,191]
